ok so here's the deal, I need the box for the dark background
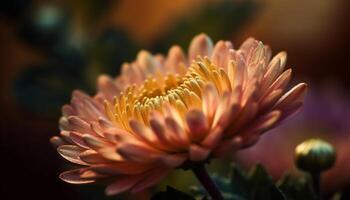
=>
[1,0,350,199]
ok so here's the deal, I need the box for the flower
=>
[51,33,307,195]
[295,138,336,172]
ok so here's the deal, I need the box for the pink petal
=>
[201,127,223,149]
[59,168,95,184]
[202,83,219,121]
[129,120,158,145]
[98,147,124,161]
[189,144,210,162]
[259,89,283,111]
[105,174,146,196]
[239,37,256,53]
[245,110,281,134]
[67,116,94,134]
[82,134,111,150]
[188,33,213,61]
[274,83,308,109]
[156,153,187,168]
[131,169,170,193]
[62,104,75,117]
[164,117,190,149]
[185,109,209,142]
[165,45,186,72]
[211,40,231,69]
[50,136,66,147]
[117,143,162,163]
[69,131,89,149]
[213,136,243,157]
[149,117,179,151]
[79,149,110,164]
[263,51,286,85]
[97,75,120,100]
[57,145,88,165]
[136,50,157,74]
[92,163,153,175]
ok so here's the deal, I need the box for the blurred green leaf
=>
[277,174,316,200]
[192,164,286,200]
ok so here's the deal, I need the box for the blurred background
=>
[1,0,349,199]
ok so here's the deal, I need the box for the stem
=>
[192,164,224,200]
[311,172,321,200]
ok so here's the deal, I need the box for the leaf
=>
[151,186,195,200]
[229,164,250,198]
[277,174,316,200]
[248,164,286,200]
[190,164,286,200]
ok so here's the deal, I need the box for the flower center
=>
[104,57,231,129]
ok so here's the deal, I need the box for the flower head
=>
[295,138,336,172]
[51,34,307,195]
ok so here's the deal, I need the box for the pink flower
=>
[51,33,307,195]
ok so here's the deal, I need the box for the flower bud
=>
[295,138,336,172]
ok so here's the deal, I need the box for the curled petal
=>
[274,83,308,109]
[60,169,95,184]
[57,145,88,165]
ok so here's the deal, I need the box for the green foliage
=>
[277,174,316,200]
[167,164,285,200]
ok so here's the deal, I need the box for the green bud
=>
[295,138,336,172]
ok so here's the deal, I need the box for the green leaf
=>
[277,174,316,200]
[191,164,286,200]
[248,164,286,200]
[151,186,195,200]
[229,164,250,198]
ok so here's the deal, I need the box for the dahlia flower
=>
[51,33,307,197]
